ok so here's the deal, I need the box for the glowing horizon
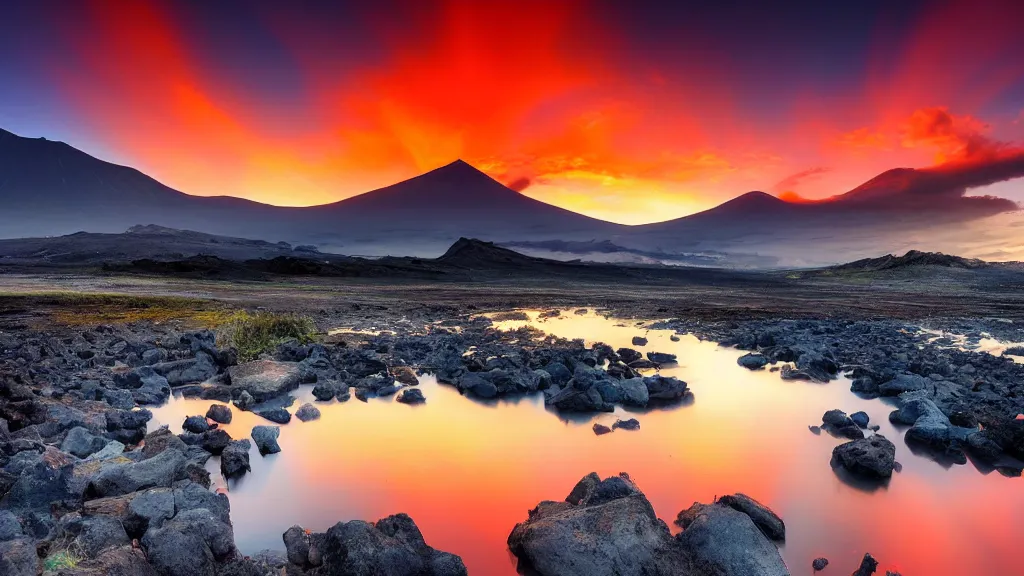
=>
[1,0,1023,225]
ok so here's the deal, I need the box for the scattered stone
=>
[850,411,870,428]
[808,425,822,435]
[821,409,865,440]
[593,423,612,435]
[631,336,648,346]
[396,388,426,404]
[199,429,232,455]
[737,353,769,370]
[392,366,420,386]
[233,390,256,411]
[206,404,232,424]
[295,403,321,421]
[61,426,108,458]
[812,557,829,571]
[252,426,281,455]
[182,415,211,434]
[831,435,896,479]
[852,553,879,576]
[612,418,640,431]
[647,352,677,365]
[221,440,252,478]
[255,407,291,424]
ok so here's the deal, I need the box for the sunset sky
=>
[2,0,1023,224]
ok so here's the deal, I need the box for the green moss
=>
[218,311,317,362]
[43,550,82,571]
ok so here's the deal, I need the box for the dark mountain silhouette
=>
[831,250,986,272]
[0,128,618,256]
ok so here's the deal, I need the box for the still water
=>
[149,310,1024,575]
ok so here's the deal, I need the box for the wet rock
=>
[821,410,865,440]
[61,426,109,458]
[808,425,822,435]
[205,404,232,424]
[852,553,879,576]
[669,334,680,342]
[812,557,828,571]
[647,352,677,365]
[795,351,838,382]
[354,388,375,402]
[631,336,648,347]
[312,383,338,401]
[182,415,211,434]
[283,524,313,566]
[889,396,971,464]
[252,426,281,455]
[593,423,612,435]
[295,403,321,421]
[141,507,236,576]
[545,385,612,412]
[612,418,640,431]
[616,348,642,364]
[675,502,790,576]
[151,352,218,387]
[221,439,251,478]
[255,407,291,424]
[509,473,686,576]
[831,435,896,479]
[643,375,690,402]
[717,493,785,541]
[737,353,769,370]
[878,374,929,396]
[228,360,302,402]
[850,411,870,428]
[594,377,649,407]
[396,388,426,404]
[198,429,231,455]
[233,390,256,411]
[302,513,467,576]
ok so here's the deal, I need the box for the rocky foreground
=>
[1,309,1021,574]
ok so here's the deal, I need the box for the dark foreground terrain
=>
[1,242,1023,575]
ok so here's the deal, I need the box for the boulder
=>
[716,493,785,541]
[643,375,690,402]
[675,502,790,576]
[508,473,686,576]
[889,396,971,463]
[647,352,677,365]
[182,415,211,434]
[612,418,641,431]
[198,429,232,455]
[205,404,232,424]
[142,427,187,459]
[631,336,648,347]
[878,374,929,396]
[69,514,132,557]
[821,410,865,440]
[545,385,612,412]
[220,440,251,478]
[812,557,829,571]
[151,353,218,387]
[295,403,321,422]
[0,510,23,542]
[233,390,256,411]
[88,448,189,498]
[737,354,769,370]
[0,538,37,576]
[850,411,870,428]
[593,423,612,435]
[852,553,879,576]
[312,383,338,401]
[141,507,235,576]
[616,348,643,364]
[594,377,649,407]
[303,513,467,576]
[255,407,291,424]
[542,362,572,386]
[392,366,420,386]
[396,388,426,404]
[252,426,281,455]
[831,435,896,479]
[62,426,109,458]
[228,360,302,402]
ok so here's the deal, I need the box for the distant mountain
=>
[831,250,987,272]
[0,128,619,256]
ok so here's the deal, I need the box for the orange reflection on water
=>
[149,310,1024,575]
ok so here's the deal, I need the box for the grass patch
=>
[43,549,83,571]
[218,311,317,362]
[0,291,234,327]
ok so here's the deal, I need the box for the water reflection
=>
[149,309,1024,575]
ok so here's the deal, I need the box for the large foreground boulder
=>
[508,472,789,576]
[285,513,466,576]
[227,360,302,401]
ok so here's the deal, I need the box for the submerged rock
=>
[675,502,790,576]
[182,415,211,434]
[647,352,677,365]
[632,336,648,347]
[831,435,896,479]
[255,407,291,424]
[612,418,641,431]
[738,353,769,370]
[592,423,612,435]
[821,410,865,440]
